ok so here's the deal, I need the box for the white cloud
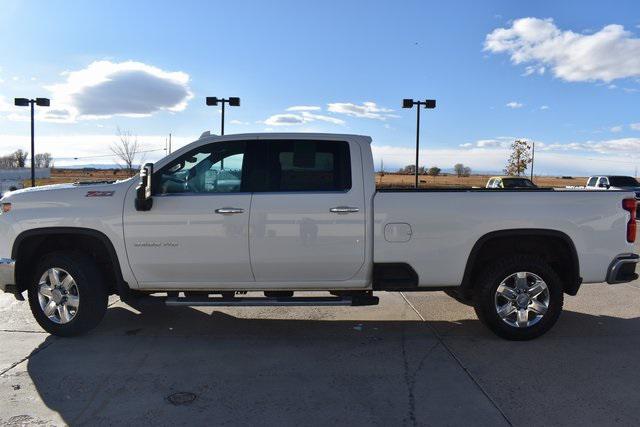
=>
[229,119,250,125]
[630,122,640,130]
[460,137,518,149]
[523,65,545,76]
[0,96,13,112]
[45,60,193,121]
[485,18,640,83]
[300,111,345,125]
[286,105,321,111]
[506,101,523,109]
[542,137,640,154]
[327,101,397,120]
[540,105,549,110]
[610,125,623,132]
[264,114,304,126]
[263,111,345,126]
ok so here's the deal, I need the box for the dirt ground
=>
[30,169,587,189]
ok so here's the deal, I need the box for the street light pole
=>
[206,97,240,136]
[415,105,421,189]
[14,97,50,187]
[30,101,35,187]
[221,101,225,136]
[403,98,436,188]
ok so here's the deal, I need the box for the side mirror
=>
[135,163,154,211]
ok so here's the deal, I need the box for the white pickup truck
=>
[0,133,638,340]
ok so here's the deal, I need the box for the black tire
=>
[28,251,108,337]
[473,255,564,341]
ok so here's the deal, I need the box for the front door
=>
[248,139,366,284]
[123,140,253,287]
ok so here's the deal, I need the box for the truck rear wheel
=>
[473,255,564,340]
[28,251,108,337]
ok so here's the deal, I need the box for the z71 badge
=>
[86,191,115,197]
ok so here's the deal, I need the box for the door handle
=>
[215,207,245,214]
[329,206,359,213]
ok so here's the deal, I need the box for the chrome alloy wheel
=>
[37,268,80,324]
[494,271,550,328]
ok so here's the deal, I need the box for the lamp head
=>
[424,99,436,109]
[14,98,30,107]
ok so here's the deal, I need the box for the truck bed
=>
[373,189,636,287]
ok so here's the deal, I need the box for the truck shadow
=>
[17,304,640,426]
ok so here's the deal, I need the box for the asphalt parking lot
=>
[1,273,639,427]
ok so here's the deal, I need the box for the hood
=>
[1,178,136,201]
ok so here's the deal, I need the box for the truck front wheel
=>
[473,256,564,340]
[28,251,108,337]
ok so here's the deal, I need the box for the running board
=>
[165,295,379,307]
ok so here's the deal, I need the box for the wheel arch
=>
[460,229,581,296]
[12,227,129,295]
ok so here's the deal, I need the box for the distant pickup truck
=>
[586,176,640,218]
[586,175,640,193]
[486,176,537,189]
[0,133,638,340]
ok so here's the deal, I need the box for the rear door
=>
[248,138,366,285]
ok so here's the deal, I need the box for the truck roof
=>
[198,131,372,142]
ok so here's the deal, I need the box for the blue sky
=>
[1,0,639,175]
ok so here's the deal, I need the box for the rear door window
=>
[255,140,352,192]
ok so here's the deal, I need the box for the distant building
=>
[0,168,51,193]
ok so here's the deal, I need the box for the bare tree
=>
[13,150,29,168]
[111,128,144,175]
[504,139,532,176]
[453,163,472,177]
[34,153,53,168]
[0,155,15,169]
[427,166,441,176]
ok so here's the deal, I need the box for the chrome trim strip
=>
[0,258,16,292]
[166,296,354,307]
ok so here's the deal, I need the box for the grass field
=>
[27,169,588,189]
[376,173,586,188]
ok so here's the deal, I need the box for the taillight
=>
[623,198,637,243]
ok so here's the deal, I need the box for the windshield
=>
[502,178,536,188]
[608,176,640,187]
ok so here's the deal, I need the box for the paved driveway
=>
[0,277,639,426]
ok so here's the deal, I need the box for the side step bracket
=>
[165,295,379,307]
